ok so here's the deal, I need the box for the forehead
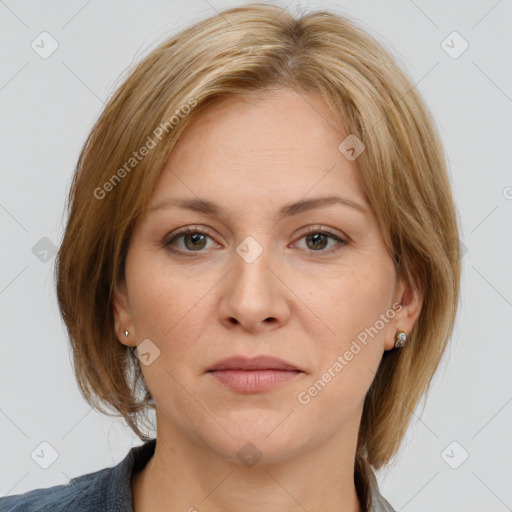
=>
[148,89,366,213]
[177,88,348,154]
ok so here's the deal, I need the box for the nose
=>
[217,240,291,332]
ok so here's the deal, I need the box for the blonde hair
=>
[55,3,461,509]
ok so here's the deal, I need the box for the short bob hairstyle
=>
[55,2,461,507]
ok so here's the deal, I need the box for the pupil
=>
[183,233,328,251]
[186,233,205,250]
[308,233,327,250]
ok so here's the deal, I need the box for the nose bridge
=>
[219,233,288,329]
[232,234,274,300]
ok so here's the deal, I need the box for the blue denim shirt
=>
[1,438,395,511]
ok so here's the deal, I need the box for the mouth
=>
[206,355,305,393]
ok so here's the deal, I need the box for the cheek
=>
[313,264,395,349]
[297,270,391,415]
[300,263,395,407]
[126,250,217,368]
[126,249,193,329]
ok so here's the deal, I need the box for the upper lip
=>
[207,355,303,372]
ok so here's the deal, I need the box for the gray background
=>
[1,1,511,510]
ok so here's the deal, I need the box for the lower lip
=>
[209,369,303,393]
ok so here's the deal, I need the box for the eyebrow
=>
[147,194,367,219]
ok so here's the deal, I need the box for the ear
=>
[384,275,423,351]
[113,279,137,348]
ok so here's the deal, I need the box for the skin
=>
[113,88,422,512]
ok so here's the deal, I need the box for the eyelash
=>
[162,225,348,256]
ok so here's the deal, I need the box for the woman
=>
[1,3,461,511]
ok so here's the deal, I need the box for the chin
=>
[201,416,309,467]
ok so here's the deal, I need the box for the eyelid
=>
[163,225,217,247]
[163,224,349,255]
[297,224,350,242]
[292,225,349,255]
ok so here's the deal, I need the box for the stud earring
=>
[124,330,129,337]
[394,329,407,348]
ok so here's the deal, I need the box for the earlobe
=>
[112,280,136,347]
[386,278,423,351]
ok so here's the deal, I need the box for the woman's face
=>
[114,88,421,464]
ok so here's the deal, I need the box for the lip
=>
[206,355,302,372]
[206,355,305,393]
[209,369,303,393]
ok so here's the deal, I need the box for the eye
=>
[294,227,348,255]
[163,226,216,254]
[163,226,348,256]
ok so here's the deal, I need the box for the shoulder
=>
[367,465,396,512]
[0,466,113,512]
[0,439,156,512]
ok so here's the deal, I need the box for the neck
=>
[132,413,364,512]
